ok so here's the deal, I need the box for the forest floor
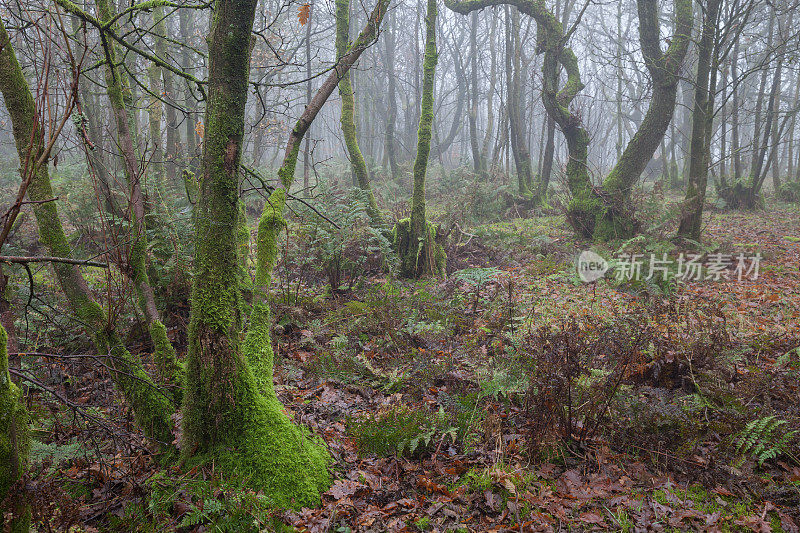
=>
[16,201,800,532]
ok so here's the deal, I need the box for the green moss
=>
[183,169,199,205]
[181,0,331,507]
[565,192,602,239]
[336,0,383,226]
[0,325,31,532]
[396,0,446,279]
[451,467,492,493]
[237,199,254,314]
[149,320,185,405]
[182,309,331,508]
[254,188,286,290]
[392,218,446,278]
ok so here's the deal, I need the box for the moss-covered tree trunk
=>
[180,0,390,507]
[677,0,721,239]
[0,18,175,445]
[95,0,183,397]
[0,325,30,532]
[590,0,692,240]
[453,0,594,230]
[393,0,446,278]
[447,0,690,241]
[336,0,383,226]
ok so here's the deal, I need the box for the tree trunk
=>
[482,14,497,167]
[304,0,313,189]
[95,0,183,398]
[468,11,486,176]
[731,37,742,182]
[747,9,776,190]
[433,49,466,158]
[0,323,30,532]
[180,9,199,173]
[181,0,389,506]
[505,7,534,197]
[336,0,382,225]
[788,70,799,182]
[147,47,165,189]
[394,0,446,278]
[384,9,399,179]
[677,0,722,239]
[591,0,693,240]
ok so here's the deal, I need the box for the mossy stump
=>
[392,218,446,278]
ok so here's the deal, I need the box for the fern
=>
[736,416,797,466]
[452,267,503,288]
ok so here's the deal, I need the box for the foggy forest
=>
[1,0,800,529]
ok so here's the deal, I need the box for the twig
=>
[240,165,341,229]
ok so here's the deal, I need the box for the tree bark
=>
[181,0,389,506]
[505,6,534,196]
[394,0,446,278]
[95,0,183,398]
[336,0,383,225]
[384,9,399,179]
[592,0,693,239]
[677,0,722,239]
[468,11,486,176]
[731,36,742,182]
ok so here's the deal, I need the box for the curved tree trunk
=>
[590,0,692,239]
[446,0,691,241]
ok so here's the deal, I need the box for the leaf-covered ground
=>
[14,203,800,532]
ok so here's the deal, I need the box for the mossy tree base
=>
[181,359,330,509]
[717,181,764,210]
[180,0,389,508]
[566,191,640,242]
[392,218,446,278]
